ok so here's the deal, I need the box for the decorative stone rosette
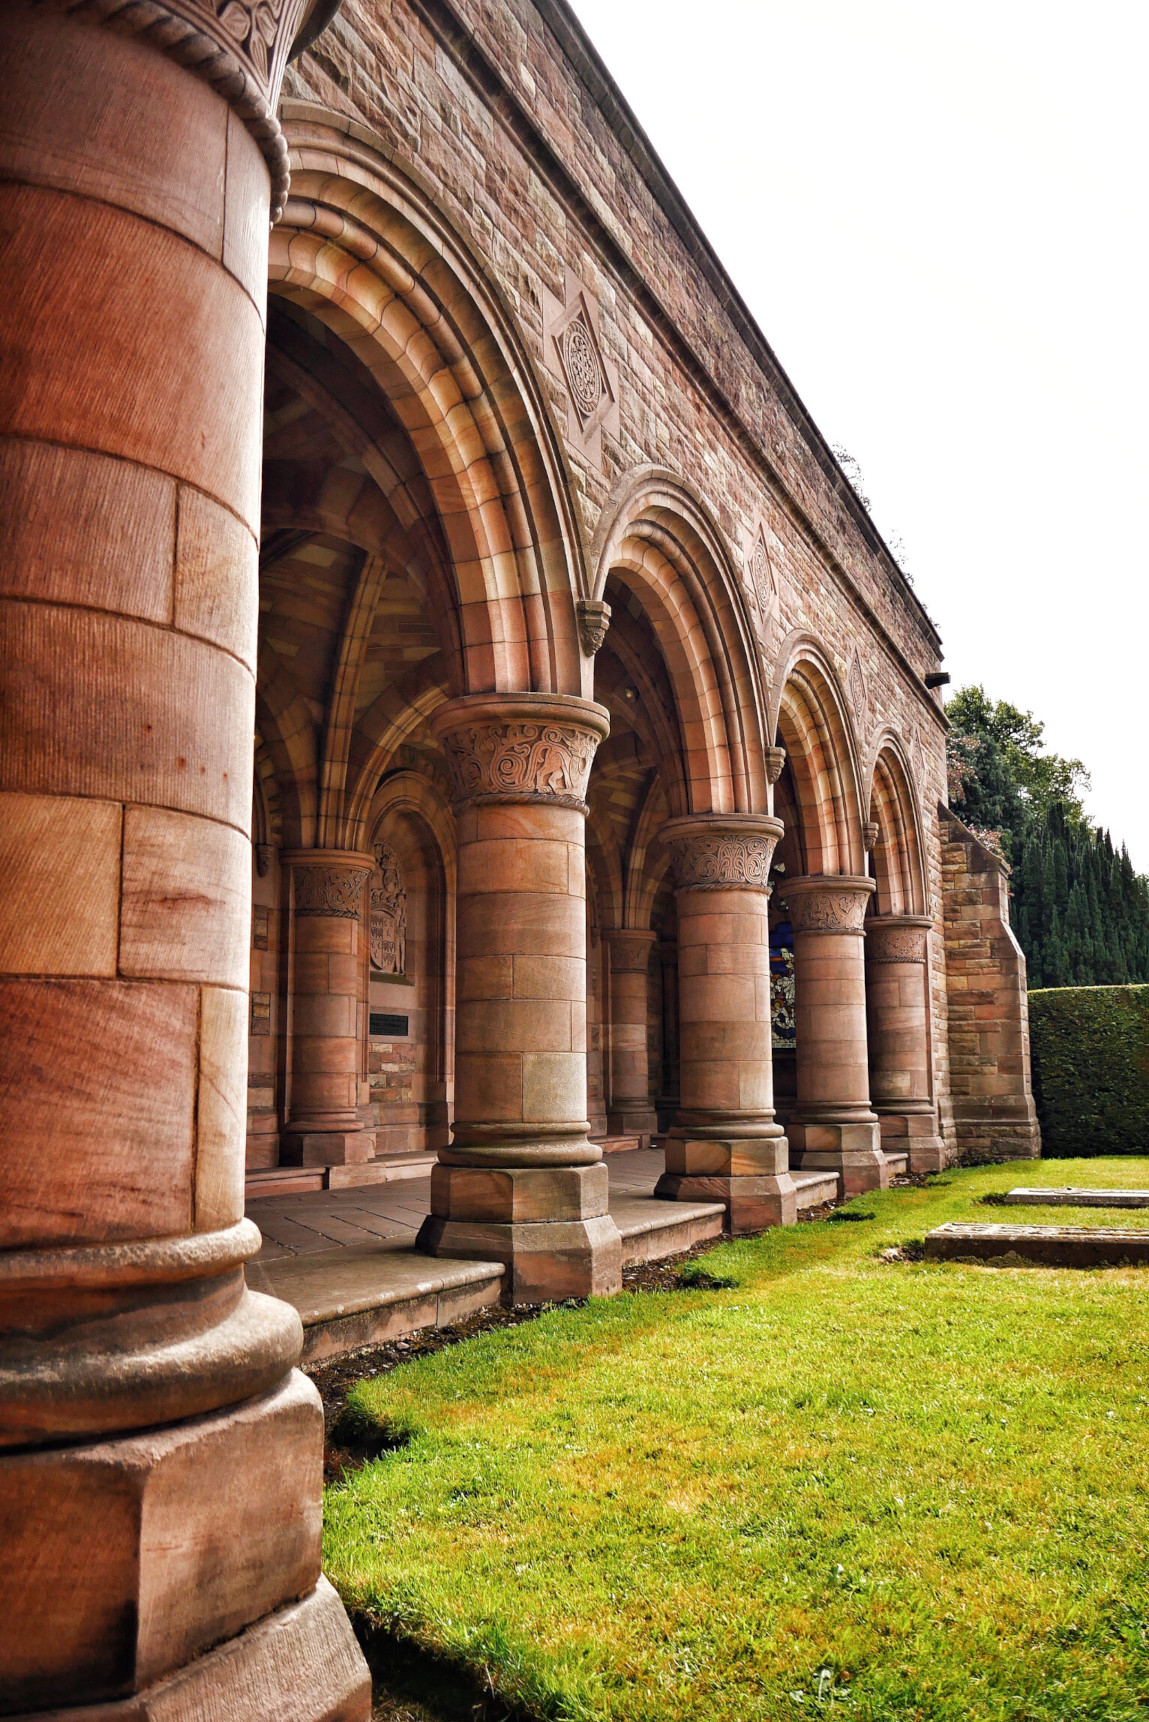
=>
[431,694,610,813]
[865,915,931,964]
[782,874,876,933]
[285,850,374,918]
[660,815,784,894]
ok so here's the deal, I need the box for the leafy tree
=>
[946,684,1149,986]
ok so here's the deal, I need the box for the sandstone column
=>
[417,694,623,1301]
[865,915,947,1172]
[281,849,376,1165]
[785,875,888,1197]
[654,816,796,1230]
[603,928,659,1143]
[0,1,369,1713]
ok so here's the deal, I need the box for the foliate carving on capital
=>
[784,882,872,934]
[58,0,314,219]
[293,862,371,918]
[765,745,787,785]
[439,719,600,811]
[665,828,780,894]
[605,931,656,972]
[866,921,930,965]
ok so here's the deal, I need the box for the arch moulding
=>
[273,103,591,698]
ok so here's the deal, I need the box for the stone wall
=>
[940,807,1040,1162]
[282,0,956,1133]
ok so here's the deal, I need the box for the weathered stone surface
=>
[1004,1187,1149,1208]
[924,1223,1149,1267]
[13,1578,371,1721]
[0,1373,324,1709]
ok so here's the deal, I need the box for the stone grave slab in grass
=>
[1004,1186,1149,1208]
[924,1222,1149,1268]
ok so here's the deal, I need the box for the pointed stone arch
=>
[769,633,866,876]
[273,103,589,699]
[590,465,771,816]
[865,731,927,916]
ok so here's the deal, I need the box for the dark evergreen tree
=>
[946,684,1149,986]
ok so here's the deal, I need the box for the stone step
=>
[924,1222,1149,1268]
[792,1171,839,1210]
[882,1151,910,1176]
[245,1166,326,1199]
[1004,1186,1149,1209]
[327,1154,437,1189]
[244,1154,436,1202]
[612,1193,726,1265]
[592,1135,643,1154]
[247,1244,505,1366]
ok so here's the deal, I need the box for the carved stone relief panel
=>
[370,841,407,975]
[847,647,868,736]
[541,269,620,468]
[741,516,780,653]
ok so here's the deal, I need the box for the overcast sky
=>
[567,0,1149,869]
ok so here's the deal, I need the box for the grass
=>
[325,1158,1149,1722]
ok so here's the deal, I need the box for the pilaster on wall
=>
[939,806,1041,1162]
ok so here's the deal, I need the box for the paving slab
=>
[1004,1187,1149,1209]
[925,1222,1149,1268]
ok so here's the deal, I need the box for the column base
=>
[429,1161,609,1222]
[417,1213,622,1303]
[281,1130,374,1166]
[656,1132,794,1231]
[0,1373,370,1712]
[878,1110,950,1174]
[789,1119,888,1198]
[655,1171,796,1232]
[12,1578,370,1721]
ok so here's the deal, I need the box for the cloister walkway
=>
[245,1148,843,1363]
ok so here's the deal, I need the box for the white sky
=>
[567,0,1149,868]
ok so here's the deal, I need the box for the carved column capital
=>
[865,914,932,964]
[782,874,876,933]
[431,693,609,813]
[765,745,787,785]
[660,814,784,894]
[602,928,657,972]
[52,0,336,220]
[282,848,374,918]
[862,820,880,853]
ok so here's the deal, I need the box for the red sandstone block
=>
[0,791,121,976]
[0,182,263,528]
[175,484,259,670]
[0,439,176,621]
[0,1372,322,1709]
[0,977,196,1246]
[120,807,250,988]
[0,602,254,828]
[0,3,227,256]
[222,108,271,307]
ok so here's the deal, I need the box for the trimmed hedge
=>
[1028,984,1149,1156]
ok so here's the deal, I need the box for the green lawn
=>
[325,1159,1149,1722]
